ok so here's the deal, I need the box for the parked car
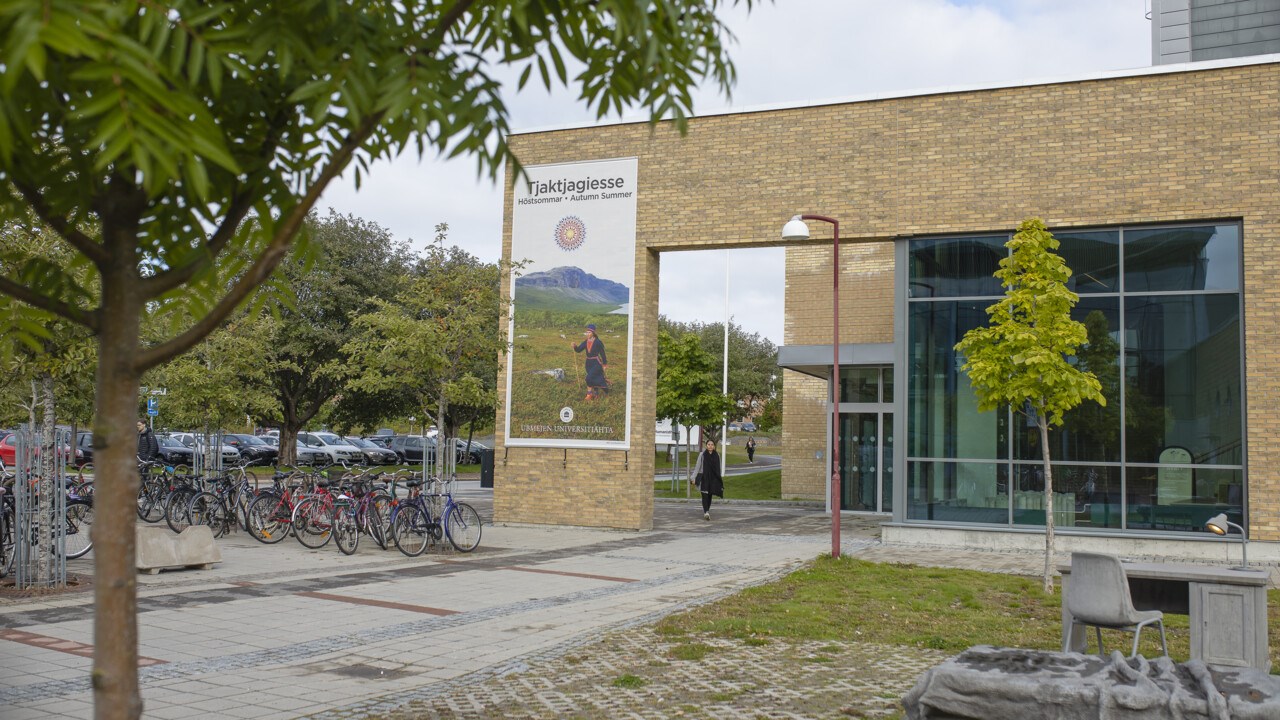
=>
[363,435,394,449]
[162,432,241,464]
[76,431,94,466]
[453,438,490,464]
[298,432,364,465]
[344,436,399,465]
[254,434,325,466]
[156,435,195,466]
[388,435,437,464]
[741,422,757,432]
[290,442,328,466]
[223,434,279,466]
[0,432,76,467]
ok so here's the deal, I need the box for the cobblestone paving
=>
[364,630,948,720]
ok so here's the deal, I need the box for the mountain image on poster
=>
[515,267,630,312]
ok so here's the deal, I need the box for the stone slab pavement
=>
[3,484,1271,719]
[0,485,879,719]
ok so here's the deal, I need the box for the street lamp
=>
[782,214,842,559]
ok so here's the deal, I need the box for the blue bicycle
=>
[390,476,481,556]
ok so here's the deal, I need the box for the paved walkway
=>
[0,486,1270,719]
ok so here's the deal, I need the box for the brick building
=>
[496,56,1279,559]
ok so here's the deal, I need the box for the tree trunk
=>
[39,371,56,584]
[92,259,145,720]
[1039,414,1055,594]
[280,424,299,467]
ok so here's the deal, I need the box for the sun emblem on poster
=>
[554,216,586,252]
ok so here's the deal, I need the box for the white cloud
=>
[320,1,1153,345]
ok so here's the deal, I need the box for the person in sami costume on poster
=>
[572,323,609,400]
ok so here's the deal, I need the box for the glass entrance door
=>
[839,412,893,512]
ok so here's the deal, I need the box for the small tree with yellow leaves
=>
[955,218,1105,592]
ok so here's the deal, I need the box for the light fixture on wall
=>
[781,214,842,559]
[1204,512,1249,570]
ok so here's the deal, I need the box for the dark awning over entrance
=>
[776,343,893,379]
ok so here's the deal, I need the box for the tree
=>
[345,236,505,461]
[755,394,781,432]
[656,330,737,478]
[141,313,276,434]
[0,4,747,716]
[264,211,414,464]
[659,316,779,420]
[0,219,96,586]
[955,218,1105,592]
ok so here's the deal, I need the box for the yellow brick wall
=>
[497,63,1280,539]
[781,242,895,500]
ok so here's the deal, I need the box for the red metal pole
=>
[801,214,840,559]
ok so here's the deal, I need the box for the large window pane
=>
[1011,464,1121,529]
[908,301,1007,460]
[1056,230,1120,294]
[839,368,879,403]
[1125,467,1243,533]
[906,461,1008,523]
[1124,294,1241,465]
[1016,298,1121,462]
[909,236,1007,298]
[1124,224,1240,292]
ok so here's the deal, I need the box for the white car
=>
[163,432,242,464]
[298,432,364,465]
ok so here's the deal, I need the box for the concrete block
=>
[136,525,221,575]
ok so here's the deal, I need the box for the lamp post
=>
[1205,513,1250,570]
[782,214,842,559]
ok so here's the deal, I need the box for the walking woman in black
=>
[691,439,723,520]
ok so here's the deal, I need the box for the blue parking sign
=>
[146,396,158,416]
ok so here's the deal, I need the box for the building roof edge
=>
[511,54,1280,137]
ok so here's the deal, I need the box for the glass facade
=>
[837,367,894,513]
[904,222,1244,535]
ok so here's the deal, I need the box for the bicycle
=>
[187,474,253,539]
[137,460,188,523]
[0,471,93,577]
[391,475,481,556]
[291,466,343,549]
[244,468,309,544]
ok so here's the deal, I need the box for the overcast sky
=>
[321,0,1153,345]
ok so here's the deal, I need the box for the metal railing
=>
[13,424,68,588]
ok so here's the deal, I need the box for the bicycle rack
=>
[13,424,68,589]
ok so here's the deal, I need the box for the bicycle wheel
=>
[333,504,359,555]
[292,497,333,549]
[444,502,482,552]
[246,493,289,544]
[0,506,13,577]
[234,489,254,531]
[64,501,94,559]
[391,505,429,557]
[368,495,392,550]
[188,492,230,538]
[137,478,166,523]
[165,487,197,533]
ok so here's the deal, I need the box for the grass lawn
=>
[656,468,801,501]
[655,555,1280,668]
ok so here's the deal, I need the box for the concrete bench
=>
[136,525,221,575]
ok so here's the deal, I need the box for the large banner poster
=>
[505,157,637,449]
